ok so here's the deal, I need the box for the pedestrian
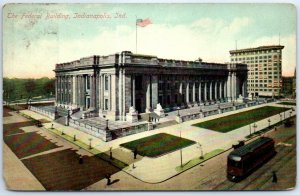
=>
[79,155,83,164]
[134,147,138,159]
[109,147,113,160]
[105,174,111,185]
[51,123,54,129]
[272,171,277,183]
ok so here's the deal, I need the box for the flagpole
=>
[135,15,137,53]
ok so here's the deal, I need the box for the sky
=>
[3,3,296,78]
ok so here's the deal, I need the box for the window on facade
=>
[105,99,109,110]
[87,77,90,90]
[105,75,109,90]
[135,75,143,90]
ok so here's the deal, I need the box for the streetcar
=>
[227,137,276,182]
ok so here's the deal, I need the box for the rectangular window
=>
[105,75,109,90]
[105,99,109,110]
[86,77,90,90]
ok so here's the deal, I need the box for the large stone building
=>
[54,51,248,121]
[230,45,284,98]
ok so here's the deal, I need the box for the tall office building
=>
[230,45,284,98]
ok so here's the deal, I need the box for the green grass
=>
[175,149,224,172]
[277,102,296,106]
[192,106,289,133]
[120,133,196,158]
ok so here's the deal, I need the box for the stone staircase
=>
[54,116,67,126]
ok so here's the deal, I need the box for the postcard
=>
[2,3,296,191]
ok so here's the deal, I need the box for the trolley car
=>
[227,137,276,182]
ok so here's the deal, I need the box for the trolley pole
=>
[180,130,183,167]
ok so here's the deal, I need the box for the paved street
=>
[3,102,296,190]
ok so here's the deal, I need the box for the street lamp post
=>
[253,123,257,134]
[29,99,32,109]
[249,124,252,136]
[198,143,204,159]
[180,130,183,168]
[89,138,93,149]
[105,119,109,131]
[279,114,282,124]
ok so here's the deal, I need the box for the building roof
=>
[229,137,274,157]
[55,51,248,71]
[229,45,284,54]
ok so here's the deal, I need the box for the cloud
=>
[250,34,296,76]
[3,17,295,78]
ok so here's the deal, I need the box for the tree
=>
[24,79,36,103]
[3,78,15,102]
[44,79,55,98]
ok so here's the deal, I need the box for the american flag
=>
[136,18,152,27]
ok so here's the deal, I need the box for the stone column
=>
[95,72,99,111]
[65,76,68,105]
[224,80,227,100]
[131,75,136,108]
[209,81,212,101]
[64,76,67,104]
[227,72,232,101]
[151,75,158,109]
[100,75,104,110]
[76,76,79,106]
[89,75,93,109]
[56,76,59,104]
[118,71,123,120]
[55,76,58,103]
[214,81,217,100]
[69,76,72,105]
[179,81,183,104]
[219,81,222,100]
[198,82,202,104]
[122,72,126,119]
[232,72,236,100]
[186,82,189,104]
[204,82,207,102]
[192,82,195,103]
[109,75,112,111]
[146,76,151,112]
[82,76,85,109]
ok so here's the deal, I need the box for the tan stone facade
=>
[230,45,284,98]
[54,51,248,121]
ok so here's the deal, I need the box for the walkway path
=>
[19,101,296,183]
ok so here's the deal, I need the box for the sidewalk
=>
[19,102,296,183]
[3,144,45,190]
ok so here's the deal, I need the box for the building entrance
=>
[135,98,142,113]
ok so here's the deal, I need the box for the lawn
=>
[22,149,120,190]
[277,102,296,106]
[3,121,36,136]
[4,132,60,158]
[120,133,196,158]
[192,106,289,133]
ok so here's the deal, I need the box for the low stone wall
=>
[69,118,109,141]
[175,101,265,123]
[69,118,149,142]
[30,106,59,120]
